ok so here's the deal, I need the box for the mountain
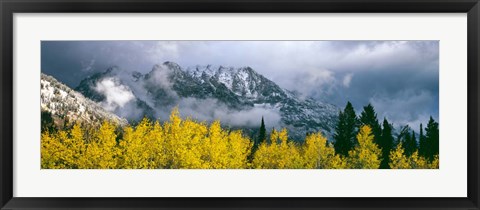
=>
[41,73,127,130]
[75,62,339,141]
[75,66,156,121]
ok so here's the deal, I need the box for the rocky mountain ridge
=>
[74,61,339,140]
[41,73,128,129]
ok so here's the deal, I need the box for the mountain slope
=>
[183,63,339,137]
[75,62,339,140]
[41,73,128,128]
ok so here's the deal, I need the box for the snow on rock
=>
[76,61,340,141]
[41,73,128,127]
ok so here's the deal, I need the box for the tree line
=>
[331,102,439,169]
[41,105,439,169]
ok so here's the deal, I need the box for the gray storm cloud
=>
[370,89,437,132]
[42,40,439,129]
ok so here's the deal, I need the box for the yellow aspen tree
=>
[65,123,86,168]
[119,118,160,169]
[182,118,209,169]
[204,118,251,168]
[389,148,439,169]
[40,132,54,168]
[163,108,184,169]
[408,151,438,169]
[163,109,209,169]
[149,121,167,168]
[224,130,252,169]
[251,143,272,169]
[328,154,348,169]
[42,125,89,169]
[277,128,303,169]
[132,118,154,168]
[252,128,303,169]
[252,129,279,169]
[408,151,427,168]
[347,125,382,169]
[389,143,411,169]
[277,128,291,168]
[41,131,67,169]
[205,121,228,168]
[81,121,119,169]
[303,132,345,169]
[428,155,439,169]
[285,141,304,168]
[53,131,73,168]
[118,126,135,168]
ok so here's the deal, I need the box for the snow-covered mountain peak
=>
[146,62,185,81]
[74,62,340,140]
[185,64,220,78]
[162,61,182,71]
[183,64,271,96]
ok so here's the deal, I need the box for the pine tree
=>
[397,125,413,156]
[418,123,427,157]
[403,129,418,157]
[41,111,56,133]
[257,117,266,146]
[333,102,358,156]
[425,116,439,161]
[379,118,394,169]
[359,104,382,145]
[249,116,266,161]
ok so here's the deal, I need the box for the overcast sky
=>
[41,41,439,132]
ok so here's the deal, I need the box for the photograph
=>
[2,0,477,208]
[40,40,439,169]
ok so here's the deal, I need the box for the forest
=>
[41,103,439,169]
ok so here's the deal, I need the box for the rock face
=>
[75,61,339,141]
[41,73,128,129]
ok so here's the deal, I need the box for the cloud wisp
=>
[94,77,135,112]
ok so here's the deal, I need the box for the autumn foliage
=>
[41,108,439,169]
[389,143,439,169]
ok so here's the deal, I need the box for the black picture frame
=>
[1,0,479,209]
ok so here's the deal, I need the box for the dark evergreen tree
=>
[418,123,427,157]
[425,116,439,161]
[41,110,57,133]
[257,116,266,146]
[249,116,267,161]
[399,126,417,157]
[334,110,347,155]
[379,118,394,169]
[397,125,409,145]
[359,104,382,145]
[333,102,358,156]
[404,131,418,157]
